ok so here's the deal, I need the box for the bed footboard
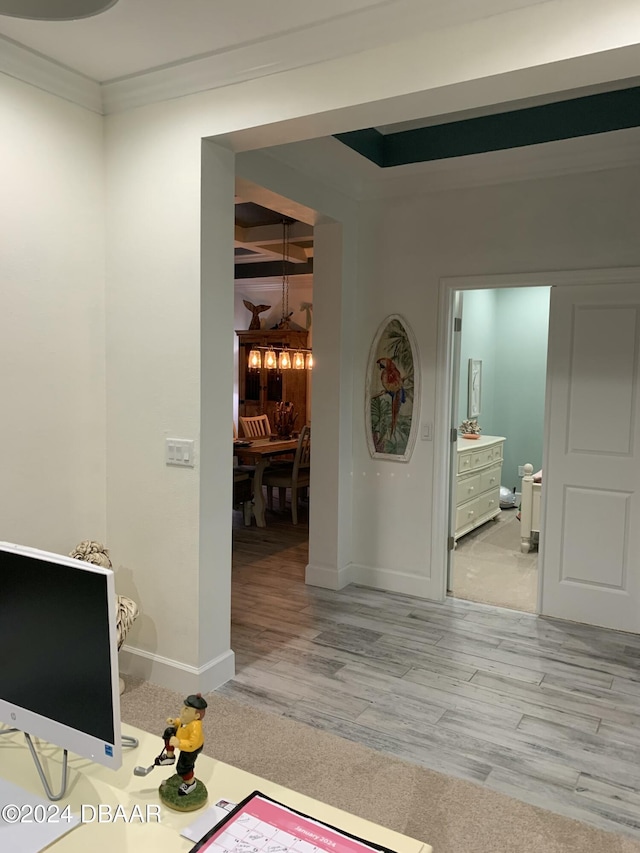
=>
[520,463,541,553]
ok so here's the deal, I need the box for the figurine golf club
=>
[134,693,208,811]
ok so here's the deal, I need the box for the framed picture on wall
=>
[468,358,482,418]
[365,314,420,462]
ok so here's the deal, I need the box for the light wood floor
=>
[221,507,640,841]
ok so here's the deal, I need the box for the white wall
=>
[0,74,106,554]
[104,111,219,690]
[350,165,640,599]
[104,88,360,689]
[234,281,313,341]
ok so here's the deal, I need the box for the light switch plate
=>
[166,438,195,467]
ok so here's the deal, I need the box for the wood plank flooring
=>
[220,507,640,841]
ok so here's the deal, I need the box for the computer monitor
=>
[0,541,122,776]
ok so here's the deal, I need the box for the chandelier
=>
[247,218,313,371]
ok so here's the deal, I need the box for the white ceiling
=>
[1,0,639,197]
[3,0,640,285]
[0,0,549,83]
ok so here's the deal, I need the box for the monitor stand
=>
[1,728,139,800]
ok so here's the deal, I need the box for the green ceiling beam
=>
[333,127,385,166]
[334,86,640,167]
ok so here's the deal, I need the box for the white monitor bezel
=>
[0,541,122,770]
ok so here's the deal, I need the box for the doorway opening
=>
[448,285,550,613]
[232,184,313,529]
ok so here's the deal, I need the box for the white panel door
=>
[542,284,640,632]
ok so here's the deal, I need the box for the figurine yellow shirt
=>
[170,717,204,753]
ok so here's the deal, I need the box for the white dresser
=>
[455,434,505,540]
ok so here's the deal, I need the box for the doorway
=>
[448,285,550,613]
[232,185,314,528]
[434,267,640,633]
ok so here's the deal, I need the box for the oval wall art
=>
[365,314,420,462]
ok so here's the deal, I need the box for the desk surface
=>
[1,725,431,853]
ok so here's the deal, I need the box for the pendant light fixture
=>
[246,217,313,371]
[278,218,292,333]
[248,348,262,369]
[278,349,292,370]
[264,348,277,370]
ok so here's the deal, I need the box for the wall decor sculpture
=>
[366,314,419,462]
[468,358,482,418]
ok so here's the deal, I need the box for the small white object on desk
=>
[180,798,235,843]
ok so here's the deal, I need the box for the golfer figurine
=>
[155,693,208,809]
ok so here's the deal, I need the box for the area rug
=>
[120,678,640,853]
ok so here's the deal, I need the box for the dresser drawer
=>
[480,464,501,493]
[477,488,500,518]
[470,445,502,470]
[456,473,481,505]
[456,497,480,531]
[457,450,474,474]
[455,436,505,540]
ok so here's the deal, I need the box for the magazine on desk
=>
[189,790,399,853]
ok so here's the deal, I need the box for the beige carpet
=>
[452,510,538,612]
[120,678,640,853]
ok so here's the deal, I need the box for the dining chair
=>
[239,414,271,438]
[261,425,310,524]
[233,469,253,526]
[234,418,258,478]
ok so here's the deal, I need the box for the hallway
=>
[224,511,640,841]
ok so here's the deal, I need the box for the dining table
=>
[234,436,298,527]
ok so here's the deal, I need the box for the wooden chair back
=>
[292,425,311,477]
[262,425,311,524]
[239,414,271,438]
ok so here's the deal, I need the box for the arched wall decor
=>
[365,314,420,462]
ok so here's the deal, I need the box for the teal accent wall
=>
[494,287,550,488]
[458,287,550,489]
[458,289,497,437]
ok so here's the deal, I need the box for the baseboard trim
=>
[305,561,354,590]
[349,563,433,598]
[119,645,235,694]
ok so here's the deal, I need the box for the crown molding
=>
[1,21,366,116]
[99,14,390,116]
[0,35,101,112]
[1,0,553,115]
